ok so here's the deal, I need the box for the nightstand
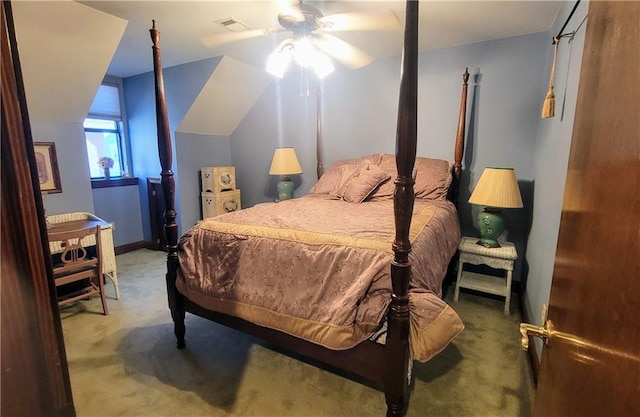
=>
[454,236,517,314]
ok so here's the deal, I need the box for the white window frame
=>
[85,76,133,180]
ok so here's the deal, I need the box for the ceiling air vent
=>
[214,17,251,32]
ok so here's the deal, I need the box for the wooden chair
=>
[49,225,108,315]
[47,212,119,300]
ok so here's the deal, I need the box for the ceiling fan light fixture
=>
[266,41,294,78]
[293,37,316,68]
[313,52,334,79]
[266,51,290,78]
[266,36,334,79]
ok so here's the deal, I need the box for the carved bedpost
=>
[385,1,418,416]
[450,68,469,206]
[316,87,325,179]
[150,20,185,348]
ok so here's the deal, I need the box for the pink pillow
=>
[369,154,452,200]
[414,157,452,200]
[336,162,391,203]
[308,154,384,196]
[308,159,350,195]
[328,163,358,199]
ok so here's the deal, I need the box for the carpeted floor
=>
[60,249,534,417]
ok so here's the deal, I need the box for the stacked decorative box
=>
[201,166,241,218]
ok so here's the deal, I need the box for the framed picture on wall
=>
[34,142,62,193]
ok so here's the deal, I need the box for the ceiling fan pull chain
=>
[299,66,310,97]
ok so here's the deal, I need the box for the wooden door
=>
[533,2,640,416]
[1,2,75,415]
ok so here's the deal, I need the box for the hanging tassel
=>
[542,37,560,118]
[542,87,555,119]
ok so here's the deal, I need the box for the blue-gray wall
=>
[525,0,588,356]
[124,57,223,240]
[176,132,232,230]
[93,184,143,247]
[31,120,94,215]
[230,31,549,284]
[231,76,317,206]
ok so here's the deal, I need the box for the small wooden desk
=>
[47,219,110,236]
[46,212,119,299]
[48,219,111,257]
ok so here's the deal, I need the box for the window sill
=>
[91,177,139,189]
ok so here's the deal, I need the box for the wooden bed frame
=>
[150,2,468,415]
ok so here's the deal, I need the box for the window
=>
[85,80,131,179]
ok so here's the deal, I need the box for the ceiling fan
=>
[200,1,400,77]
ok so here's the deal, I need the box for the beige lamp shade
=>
[469,168,523,208]
[269,148,303,176]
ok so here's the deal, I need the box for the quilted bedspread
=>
[176,195,463,361]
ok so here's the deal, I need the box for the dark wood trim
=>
[1,1,75,414]
[91,177,139,189]
[517,286,539,385]
[114,240,147,255]
[57,403,76,417]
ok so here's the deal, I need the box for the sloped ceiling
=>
[177,56,272,136]
[11,1,127,123]
[80,1,562,79]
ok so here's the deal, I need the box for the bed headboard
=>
[313,68,469,205]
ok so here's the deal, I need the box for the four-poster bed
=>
[150,2,469,415]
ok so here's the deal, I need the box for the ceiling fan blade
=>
[278,2,306,23]
[201,28,277,48]
[321,10,400,32]
[313,34,373,69]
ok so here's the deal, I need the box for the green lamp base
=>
[476,207,504,248]
[277,177,294,201]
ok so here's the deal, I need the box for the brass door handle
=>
[519,320,554,350]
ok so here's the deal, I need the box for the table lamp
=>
[468,167,523,248]
[269,147,303,201]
